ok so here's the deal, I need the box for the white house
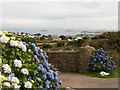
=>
[75,37,82,41]
[51,35,61,41]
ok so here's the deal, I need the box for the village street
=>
[60,72,119,88]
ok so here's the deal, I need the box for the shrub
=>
[88,32,120,65]
[59,35,66,40]
[74,39,83,46]
[83,36,89,40]
[0,31,61,89]
[67,41,75,46]
[88,48,116,72]
[42,44,52,48]
[21,37,36,44]
[90,32,120,52]
[57,42,65,47]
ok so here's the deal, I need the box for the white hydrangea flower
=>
[24,81,32,88]
[21,68,29,75]
[0,34,10,43]
[10,40,19,47]
[11,77,19,85]
[100,71,109,76]
[13,59,22,68]
[19,42,27,52]
[2,64,11,73]
[13,84,21,88]
[3,82,11,87]
[7,76,11,81]
[28,49,31,52]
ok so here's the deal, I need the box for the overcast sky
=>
[0,0,118,35]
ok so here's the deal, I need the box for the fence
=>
[47,48,91,72]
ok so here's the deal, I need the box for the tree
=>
[59,35,66,40]
[48,34,53,40]
[68,36,72,39]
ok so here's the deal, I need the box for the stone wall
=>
[47,47,92,73]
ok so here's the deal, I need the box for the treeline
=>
[88,31,120,62]
[90,31,120,52]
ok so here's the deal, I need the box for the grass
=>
[82,71,118,78]
[81,67,120,78]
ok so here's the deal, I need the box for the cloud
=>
[0,1,118,33]
[1,2,117,19]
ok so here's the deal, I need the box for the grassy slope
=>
[81,66,120,78]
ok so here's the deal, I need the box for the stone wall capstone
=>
[47,46,94,72]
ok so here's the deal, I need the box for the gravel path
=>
[59,72,119,88]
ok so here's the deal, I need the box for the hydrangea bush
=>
[88,48,116,72]
[0,31,62,89]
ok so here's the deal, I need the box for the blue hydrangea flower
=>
[44,52,48,57]
[45,80,51,85]
[93,57,96,62]
[46,72,51,76]
[44,52,47,55]
[45,84,50,89]
[34,47,45,58]
[38,64,43,68]
[51,76,55,80]
[54,71,59,76]
[34,47,40,54]
[42,74,47,80]
[43,62,49,68]
[31,43,36,48]
[33,55,40,63]
[39,86,43,90]
[39,49,43,53]
[46,72,54,80]
[37,78,41,82]
[100,61,103,65]
[88,48,116,72]
[40,53,45,59]
[30,42,61,88]
[33,72,37,76]
[55,87,60,90]
[54,77,59,82]
[9,72,15,77]
[37,66,42,71]
[55,83,59,87]
[27,76,31,81]
[41,68,47,73]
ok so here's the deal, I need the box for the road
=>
[59,72,119,88]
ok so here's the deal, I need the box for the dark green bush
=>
[87,31,120,66]
[75,39,84,46]
[67,41,75,46]
[59,35,66,40]
[89,31,120,52]
[57,42,65,47]
[42,44,52,48]
[83,36,89,40]
[21,37,36,44]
